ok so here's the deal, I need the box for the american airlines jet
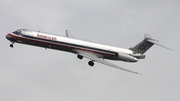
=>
[6,29,173,74]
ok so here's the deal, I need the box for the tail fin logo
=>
[138,43,146,51]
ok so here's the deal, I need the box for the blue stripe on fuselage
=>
[20,34,117,56]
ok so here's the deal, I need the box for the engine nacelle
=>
[130,53,146,59]
[116,52,138,62]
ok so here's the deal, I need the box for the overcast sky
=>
[1,0,180,101]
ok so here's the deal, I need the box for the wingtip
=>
[134,72,140,75]
[130,71,140,74]
[137,72,141,75]
[166,48,174,51]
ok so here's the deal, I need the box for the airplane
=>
[6,29,173,74]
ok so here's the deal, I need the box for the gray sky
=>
[1,0,180,101]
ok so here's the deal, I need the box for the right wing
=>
[75,50,139,74]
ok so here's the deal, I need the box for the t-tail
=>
[129,34,173,57]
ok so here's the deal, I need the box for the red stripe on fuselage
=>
[7,33,116,57]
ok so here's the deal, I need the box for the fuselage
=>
[6,29,137,62]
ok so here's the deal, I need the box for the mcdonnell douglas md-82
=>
[6,29,173,74]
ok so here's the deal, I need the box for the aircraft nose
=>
[6,34,11,40]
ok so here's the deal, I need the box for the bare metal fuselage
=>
[6,29,172,74]
[6,29,137,62]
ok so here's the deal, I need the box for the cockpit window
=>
[13,31,22,35]
[13,31,18,35]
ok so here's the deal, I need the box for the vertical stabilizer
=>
[130,34,173,54]
[130,35,154,54]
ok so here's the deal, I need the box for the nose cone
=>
[6,34,11,40]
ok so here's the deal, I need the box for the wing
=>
[75,50,139,74]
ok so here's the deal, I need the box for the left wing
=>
[75,50,139,74]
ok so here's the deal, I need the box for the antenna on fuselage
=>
[65,29,75,38]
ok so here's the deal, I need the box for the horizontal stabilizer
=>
[130,34,173,54]
[145,34,174,51]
